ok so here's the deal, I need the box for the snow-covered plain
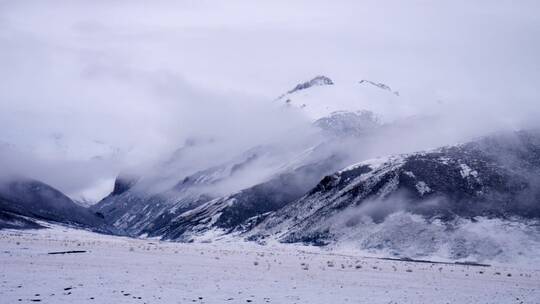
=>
[1,225,539,304]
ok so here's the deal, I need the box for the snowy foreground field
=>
[1,226,539,304]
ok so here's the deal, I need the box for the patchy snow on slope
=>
[1,225,539,304]
[404,170,416,178]
[306,209,540,267]
[277,77,411,122]
[415,181,432,195]
[460,163,479,179]
[339,155,404,175]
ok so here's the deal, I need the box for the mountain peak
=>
[287,75,334,94]
[358,79,400,96]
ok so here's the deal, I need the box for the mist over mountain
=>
[3,3,540,303]
[252,130,540,244]
[2,0,539,200]
[0,177,108,230]
[1,1,540,271]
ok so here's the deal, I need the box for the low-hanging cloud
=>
[0,0,539,201]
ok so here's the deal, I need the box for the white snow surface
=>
[459,163,479,179]
[1,225,539,304]
[415,181,432,196]
[278,80,412,122]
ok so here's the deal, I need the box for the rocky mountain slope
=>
[0,178,108,230]
[89,76,397,238]
[141,154,348,241]
[5,75,539,265]
[251,130,540,248]
[90,138,355,239]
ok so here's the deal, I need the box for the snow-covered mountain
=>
[5,75,540,264]
[277,75,409,122]
[248,130,540,261]
[90,137,354,239]
[139,154,348,241]
[89,77,539,248]
[89,75,395,238]
[0,178,109,230]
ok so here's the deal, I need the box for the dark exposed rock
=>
[0,178,108,231]
[149,155,347,241]
[111,175,139,196]
[256,130,540,245]
[90,148,270,236]
[0,210,44,230]
[48,251,87,255]
[287,76,334,94]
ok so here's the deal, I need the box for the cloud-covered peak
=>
[287,75,334,94]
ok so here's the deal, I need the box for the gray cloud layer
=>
[1,0,539,200]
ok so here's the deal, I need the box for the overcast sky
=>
[1,0,539,200]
